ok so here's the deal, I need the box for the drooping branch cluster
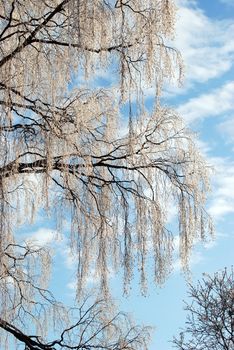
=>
[0,242,57,335]
[0,297,151,350]
[0,92,212,298]
[0,0,212,298]
[0,0,181,100]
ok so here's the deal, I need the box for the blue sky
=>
[21,1,234,349]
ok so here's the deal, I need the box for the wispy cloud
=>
[177,81,234,123]
[218,116,234,144]
[66,268,114,295]
[208,158,234,220]
[173,1,234,88]
[172,231,217,273]
[173,250,204,272]
[26,228,63,247]
[219,0,234,6]
[62,247,77,269]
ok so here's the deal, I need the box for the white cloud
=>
[173,250,204,272]
[66,268,114,294]
[209,198,234,218]
[219,0,234,6]
[67,280,77,291]
[26,228,63,247]
[177,81,234,123]
[62,247,77,269]
[218,116,234,144]
[172,230,217,273]
[208,157,234,220]
[203,239,217,250]
[173,2,234,87]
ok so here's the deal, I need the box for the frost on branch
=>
[0,0,212,306]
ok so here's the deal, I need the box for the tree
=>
[0,242,152,350]
[0,288,151,349]
[173,268,234,350]
[0,0,212,348]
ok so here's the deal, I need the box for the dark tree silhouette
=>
[173,268,234,350]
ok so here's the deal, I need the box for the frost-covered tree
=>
[0,0,212,348]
